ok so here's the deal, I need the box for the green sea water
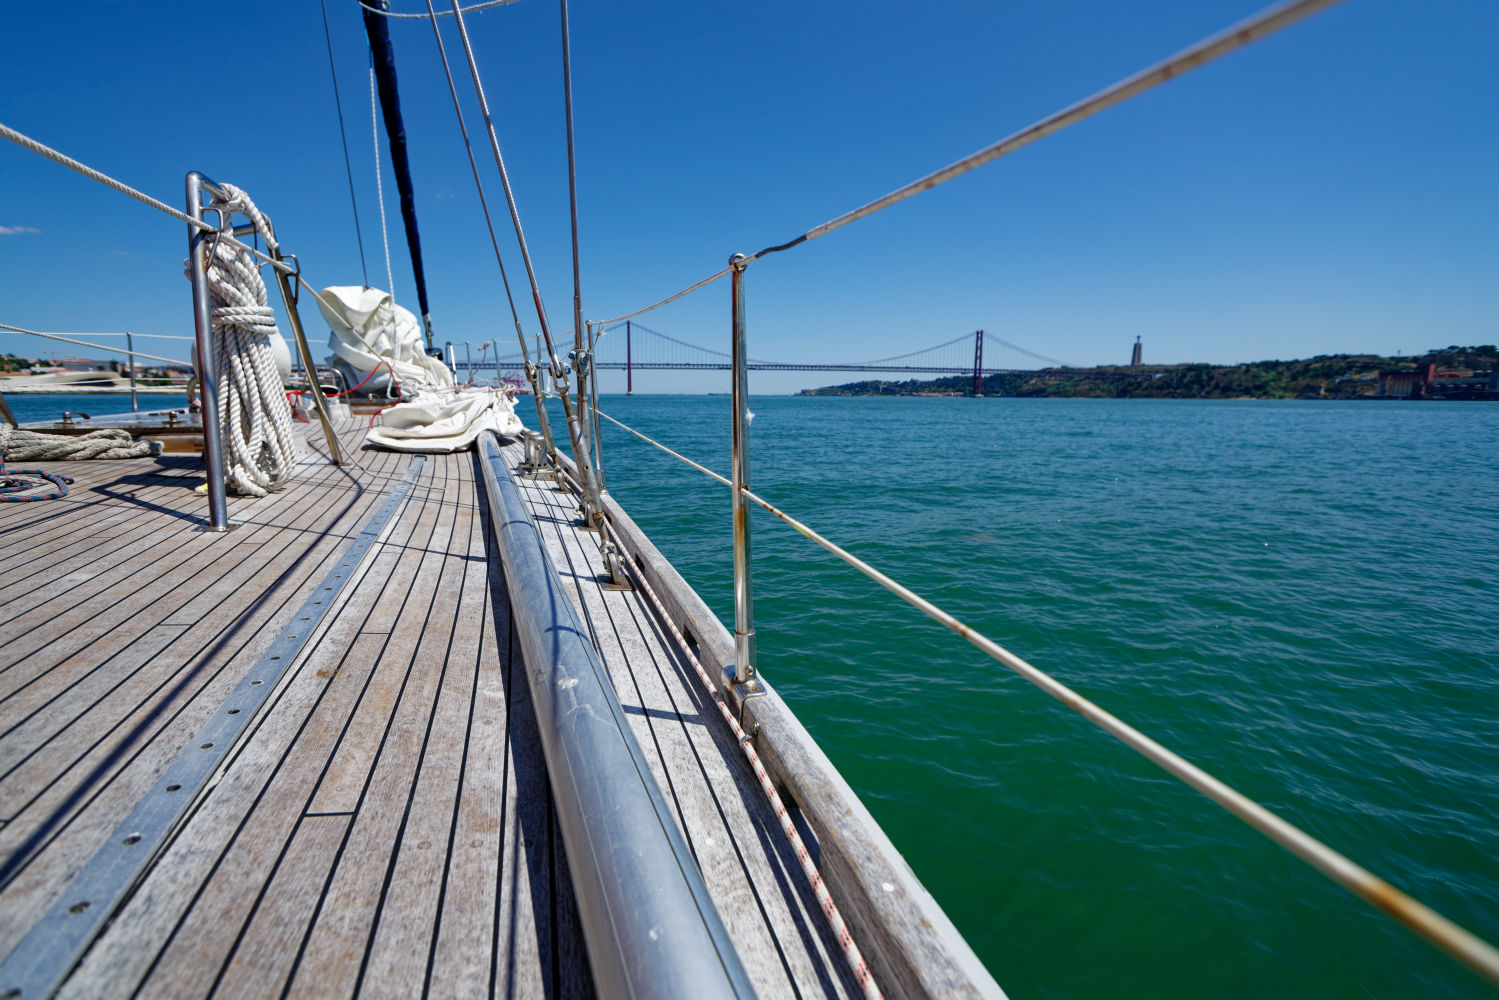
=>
[571,395,1498,999]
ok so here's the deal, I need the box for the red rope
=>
[327,359,402,399]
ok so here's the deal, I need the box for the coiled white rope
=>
[196,185,301,497]
[0,426,157,462]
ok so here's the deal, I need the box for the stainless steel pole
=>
[267,247,345,466]
[465,341,474,385]
[729,254,756,681]
[588,321,605,491]
[185,171,232,533]
[126,331,138,413]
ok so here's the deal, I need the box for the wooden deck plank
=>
[0,452,365,675]
[0,456,395,815]
[287,454,464,997]
[208,814,354,1000]
[426,505,512,1000]
[482,578,589,1000]
[59,499,429,997]
[0,477,192,578]
[305,470,450,817]
[0,434,403,955]
[0,459,357,720]
[361,454,480,996]
[2,421,905,1000]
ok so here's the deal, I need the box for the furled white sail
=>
[365,388,522,453]
[315,284,454,395]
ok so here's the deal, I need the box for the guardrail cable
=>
[595,407,729,486]
[744,0,1343,264]
[597,267,732,327]
[591,405,1499,989]
[0,122,295,279]
[593,0,1345,328]
[0,323,182,366]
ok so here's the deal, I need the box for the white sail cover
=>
[315,285,454,393]
[366,388,523,453]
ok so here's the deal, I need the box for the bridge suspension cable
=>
[856,332,974,366]
[986,334,1070,369]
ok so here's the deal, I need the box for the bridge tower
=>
[626,320,633,394]
[972,329,984,397]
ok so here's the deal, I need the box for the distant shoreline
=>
[798,347,1499,401]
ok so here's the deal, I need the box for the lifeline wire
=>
[745,0,1344,263]
[0,122,295,278]
[595,0,1344,326]
[592,404,1499,989]
[0,323,181,366]
[33,331,198,341]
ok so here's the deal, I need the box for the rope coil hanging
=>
[196,184,301,497]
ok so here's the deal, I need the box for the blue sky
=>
[1,0,1494,394]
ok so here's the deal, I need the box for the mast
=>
[361,0,436,349]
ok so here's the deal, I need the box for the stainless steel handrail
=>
[184,171,234,532]
[728,255,756,684]
[476,431,758,1000]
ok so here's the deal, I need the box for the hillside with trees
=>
[800,346,1499,399]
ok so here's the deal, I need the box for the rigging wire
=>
[446,0,563,375]
[556,0,608,539]
[359,0,522,19]
[370,62,398,301]
[320,0,370,288]
[420,0,555,444]
[560,0,584,359]
[419,0,527,357]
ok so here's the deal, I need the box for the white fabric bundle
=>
[314,285,454,394]
[366,388,523,453]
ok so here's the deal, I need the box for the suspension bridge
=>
[457,325,1147,393]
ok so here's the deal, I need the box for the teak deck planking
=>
[0,417,860,998]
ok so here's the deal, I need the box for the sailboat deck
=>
[0,418,859,998]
